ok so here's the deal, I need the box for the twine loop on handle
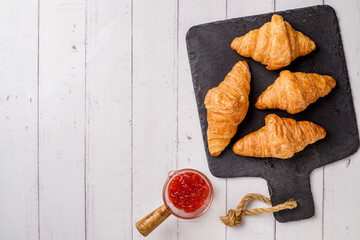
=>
[220,193,297,227]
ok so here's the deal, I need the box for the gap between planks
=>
[176,0,180,239]
[131,0,134,239]
[37,0,41,239]
[84,0,89,239]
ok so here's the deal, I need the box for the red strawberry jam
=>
[168,172,210,213]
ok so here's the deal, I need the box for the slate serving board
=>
[186,5,359,222]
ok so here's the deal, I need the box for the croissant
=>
[231,14,316,70]
[204,61,251,157]
[233,114,326,159]
[255,70,336,114]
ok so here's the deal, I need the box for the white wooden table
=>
[1,0,359,239]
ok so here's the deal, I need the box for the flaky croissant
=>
[204,61,251,157]
[255,70,336,114]
[231,14,316,70]
[233,114,326,159]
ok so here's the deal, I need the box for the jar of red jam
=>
[136,169,213,237]
[163,168,213,219]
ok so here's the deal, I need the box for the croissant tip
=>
[265,114,280,124]
[266,65,279,70]
[232,145,239,155]
[271,14,279,18]
[320,126,327,138]
[230,40,235,49]
[237,60,249,68]
[210,151,221,157]
[330,77,337,88]
[271,14,284,22]
[254,101,262,109]
[287,110,300,114]
[230,37,240,50]
[232,140,244,155]
[311,41,316,51]
[265,113,276,119]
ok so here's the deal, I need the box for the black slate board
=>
[186,5,359,222]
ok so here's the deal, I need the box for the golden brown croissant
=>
[231,14,316,70]
[233,114,326,159]
[255,70,336,114]
[204,61,251,157]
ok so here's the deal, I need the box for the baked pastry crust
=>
[255,70,336,114]
[233,114,326,159]
[205,61,251,157]
[231,14,316,70]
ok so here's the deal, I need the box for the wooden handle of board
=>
[136,204,172,237]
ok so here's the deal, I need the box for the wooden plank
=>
[0,1,39,239]
[227,0,274,16]
[274,1,324,239]
[132,0,178,239]
[226,1,275,240]
[38,0,86,239]
[85,0,132,239]
[276,0,321,11]
[323,0,360,239]
[177,1,227,239]
[275,167,323,240]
